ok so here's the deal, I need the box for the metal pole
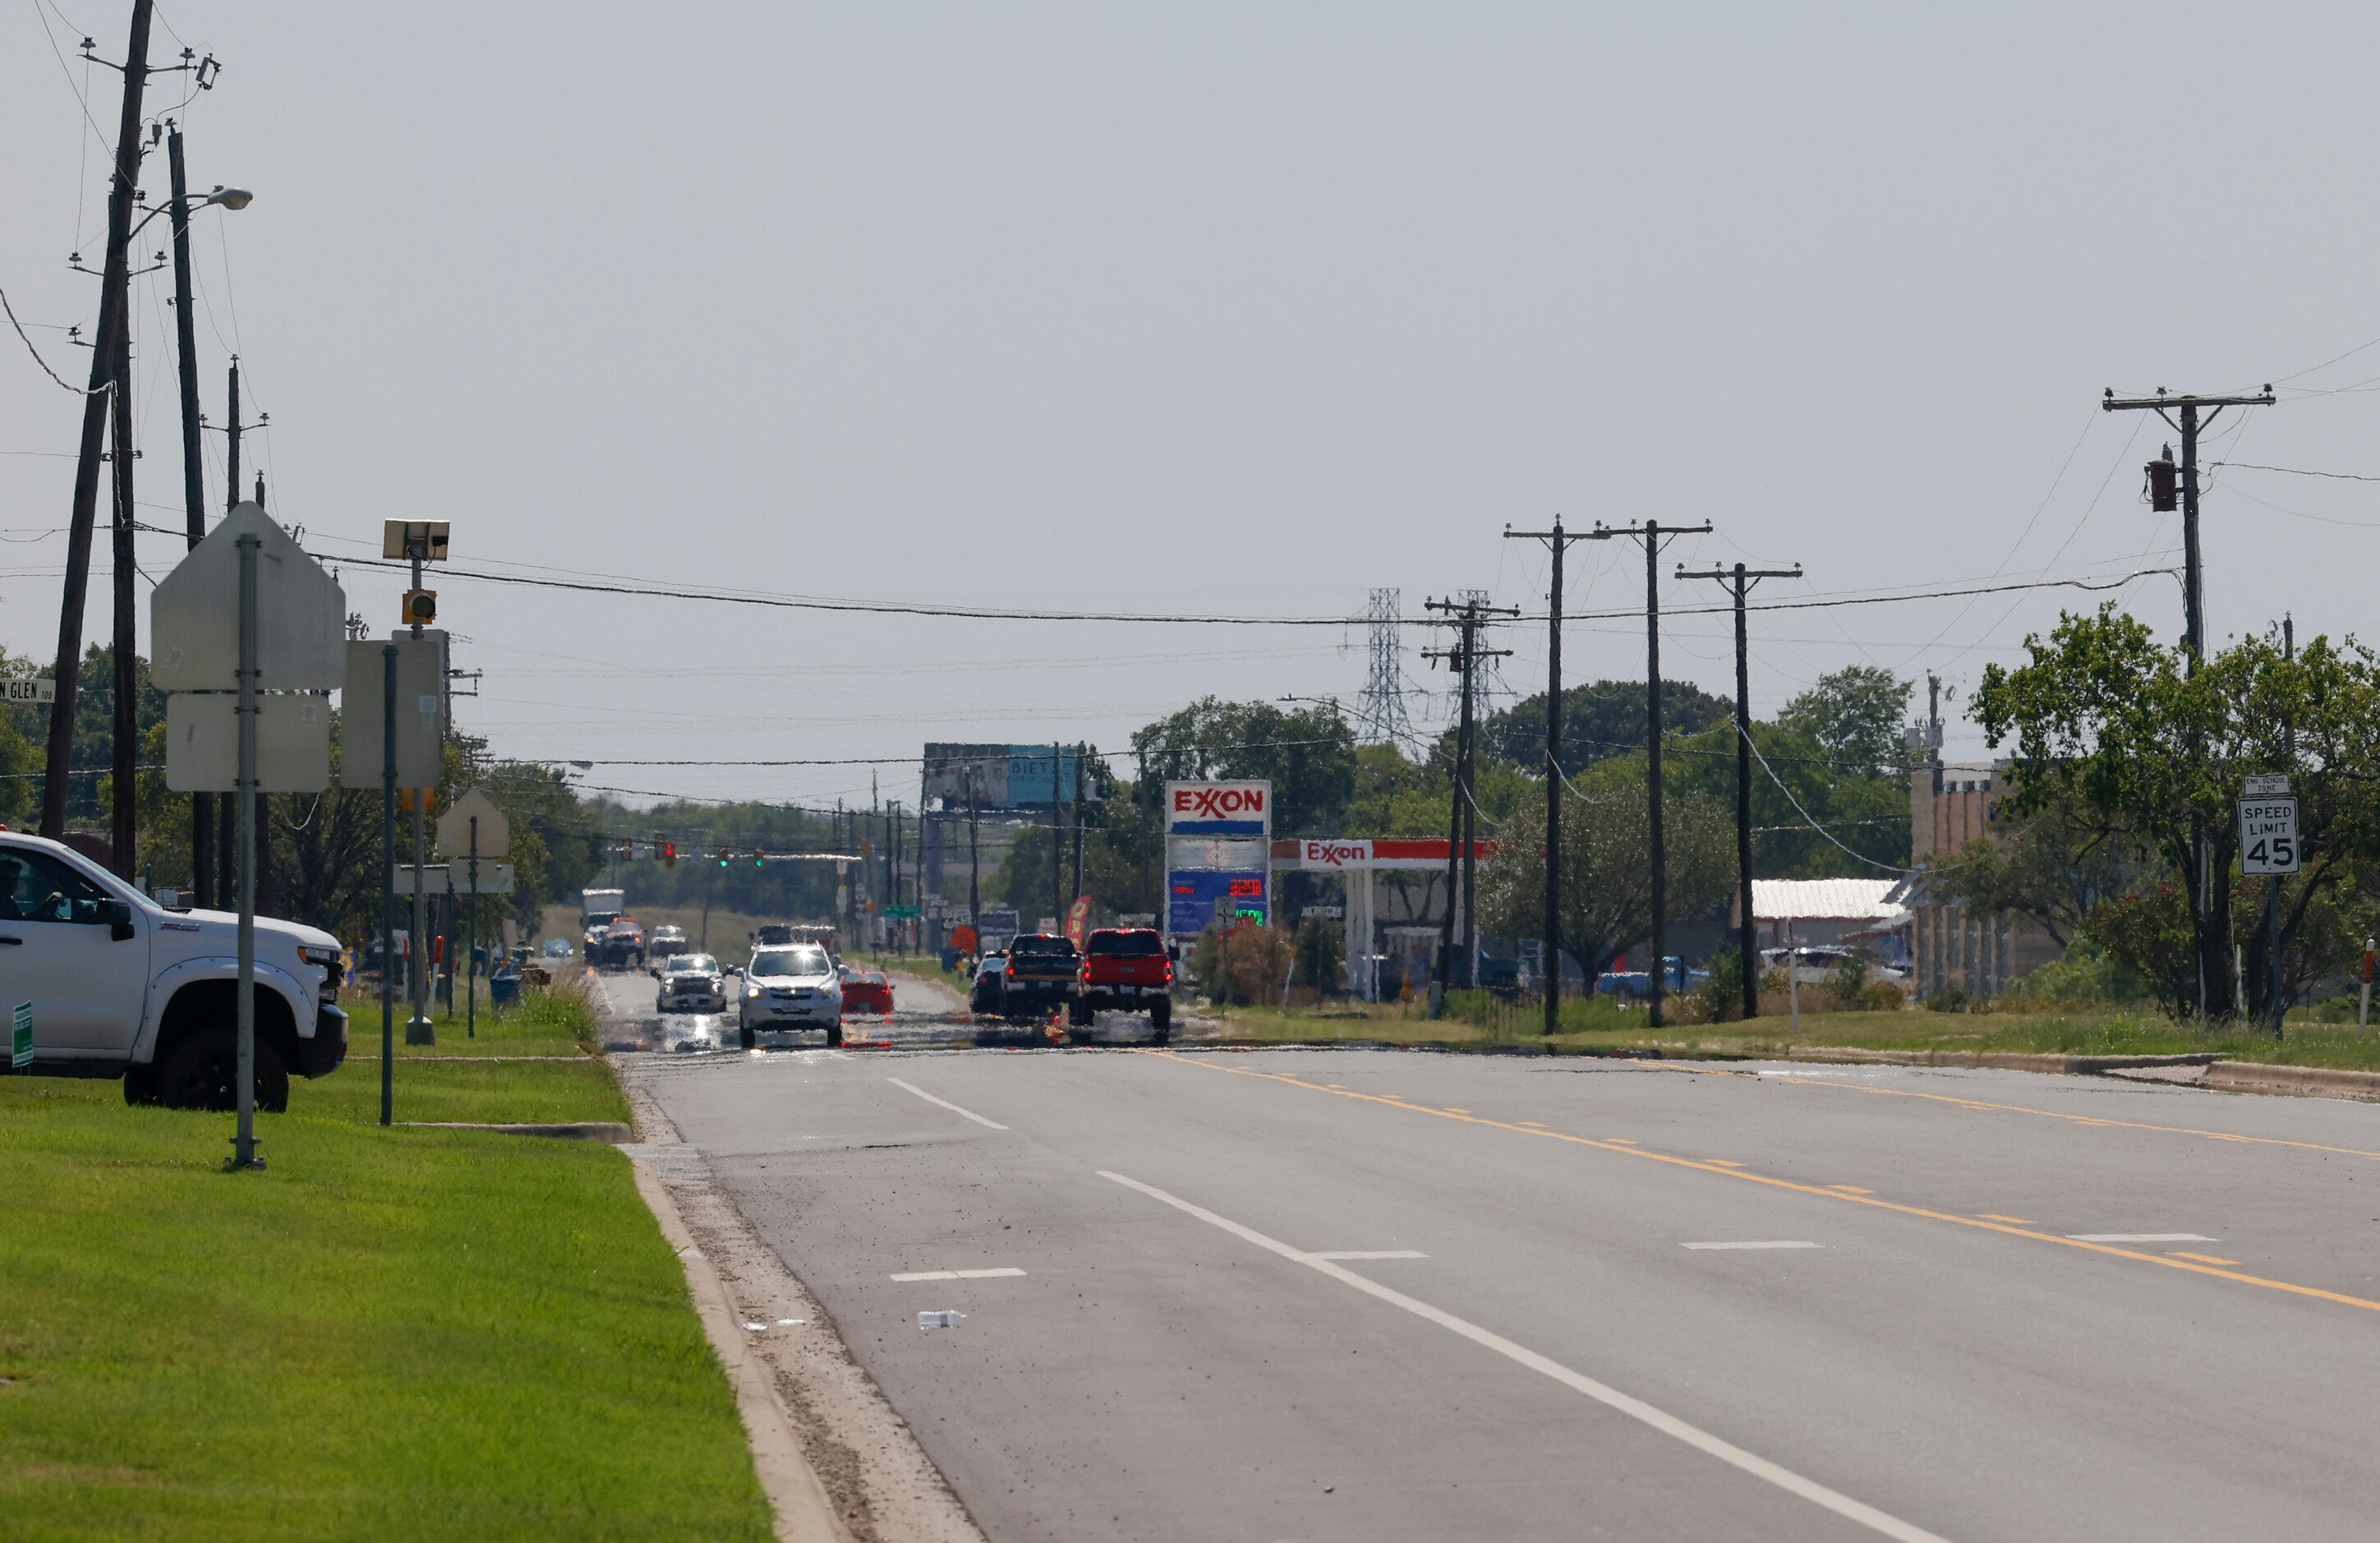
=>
[1051,740,1064,928]
[380,643,396,1125]
[229,532,261,1168]
[1459,625,1479,991]
[2360,937,2373,1035]
[467,816,479,1039]
[2271,613,2294,1039]
[1786,914,1801,1037]
[1433,614,1468,1016]
[1071,742,1085,911]
[167,127,214,906]
[108,323,137,876]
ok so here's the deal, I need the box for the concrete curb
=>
[2202,1061,2380,1102]
[394,1120,635,1141]
[629,1158,852,1543]
[1788,1048,2221,1075]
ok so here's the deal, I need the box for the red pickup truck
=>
[1076,928,1173,1042]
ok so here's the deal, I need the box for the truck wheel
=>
[826,1023,845,1048]
[1150,997,1172,1043]
[739,1023,756,1049]
[146,1027,289,1112]
[1068,997,1092,1028]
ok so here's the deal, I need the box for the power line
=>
[315,549,2179,629]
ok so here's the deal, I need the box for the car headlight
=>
[745,985,762,1000]
[298,944,341,970]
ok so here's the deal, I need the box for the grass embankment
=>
[1202,993,2380,1070]
[340,970,603,1061]
[0,982,772,1541]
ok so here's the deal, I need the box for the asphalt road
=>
[600,974,2380,1541]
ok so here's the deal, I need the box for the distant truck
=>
[582,889,625,930]
[1078,927,1172,1041]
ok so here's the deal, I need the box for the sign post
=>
[2240,773,2299,1039]
[152,502,345,1170]
[436,790,512,1038]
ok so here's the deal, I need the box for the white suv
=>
[735,942,842,1048]
[0,832,348,1109]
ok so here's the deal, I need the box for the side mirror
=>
[725,965,743,978]
[104,897,135,942]
[1166,944,1181,961]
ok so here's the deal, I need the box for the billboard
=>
[923,744,1098,808]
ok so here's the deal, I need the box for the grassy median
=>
[1200,993,2380,1069]
[0,984,772,1541]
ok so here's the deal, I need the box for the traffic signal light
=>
[402,587,437,625]
[661,841,676,868]
[2146,446,2177,512]
[752,847,766,869]
[716,845,730,868]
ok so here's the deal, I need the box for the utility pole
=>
[967,767,982,941]
[1071,742,1086,911]
[167,123,213,905]
[2269,614,2294,1039]
[2103,386,2274,1021]
[108,309,136,875]
[1588,519,1712,1028]
[1422,596,1516,1011]
[1678,560,1803,1020]
[1505,518,1591,1036]
[1050,740,1064,928]
[44,0,155,841]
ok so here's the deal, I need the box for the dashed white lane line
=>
[890,1268,1029,1282]
[886,1076,1009,1130]
[1101,1170,1952,1543]
[1309,1250,1429,1261]
[2065,1233,2216,1243]
[1682,1241,1825,1251]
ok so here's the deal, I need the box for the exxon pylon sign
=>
[1165,780,1271,835]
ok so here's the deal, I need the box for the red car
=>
[839,965,894,1017]
[1079,928,1173,1042]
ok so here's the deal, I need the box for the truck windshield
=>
[1010,935,1077,958]
[1088,932,1162,956]
[666,955,718,974]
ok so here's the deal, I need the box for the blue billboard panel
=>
[1167,869,1268,936]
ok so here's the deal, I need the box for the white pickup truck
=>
[0,831,349,1109]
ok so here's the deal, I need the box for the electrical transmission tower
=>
[1355,587,1414,749]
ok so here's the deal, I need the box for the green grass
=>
[339,972,601,1061]
[1199,994,2380,1070]
[0,1048,769,1539]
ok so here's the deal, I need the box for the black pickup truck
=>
[993,933,1081,1020]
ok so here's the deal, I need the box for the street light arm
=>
[128,186,253,240]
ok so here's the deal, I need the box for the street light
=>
[130,184,253,241]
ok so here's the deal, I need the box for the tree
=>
[1927,804,2148,949]
[1973,606,2380,1020]
[1778,666,1913,780]
[1664,717,1908,878]
[1476,755,1733,982]
[1131,698,1357,835]
[1478,678,1729,776]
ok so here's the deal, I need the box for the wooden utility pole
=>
[1422,596,1515,1010]
[44,0,155,840]
[2102,387,2274,1020]
[1505,518,1592,1036]
[1588,520,1711,1027]
[1070,742,1086,911]
[108,320,136,874]
[1678,560,1802,1020]
[1050,741,1064,928]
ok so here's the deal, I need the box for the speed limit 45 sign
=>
[2240,793,2301,876]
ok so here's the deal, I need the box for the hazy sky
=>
[5,2,2377,815]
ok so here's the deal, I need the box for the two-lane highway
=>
[613,994,2380,1540]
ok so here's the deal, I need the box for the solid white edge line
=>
[891,1270,959,1282]
[1099,1170,1952,1543]
[886,1076,1009,1130]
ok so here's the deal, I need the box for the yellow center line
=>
[1975,1214,2034,1225]
[1143,1051,2380,1319]
[1831,1185,1875,1195]
[2169,1251,2241,1266]
[1637,1062,2380,1163]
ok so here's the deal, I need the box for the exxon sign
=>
[1165,780,1272,835]
[1297,839,1372,870]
